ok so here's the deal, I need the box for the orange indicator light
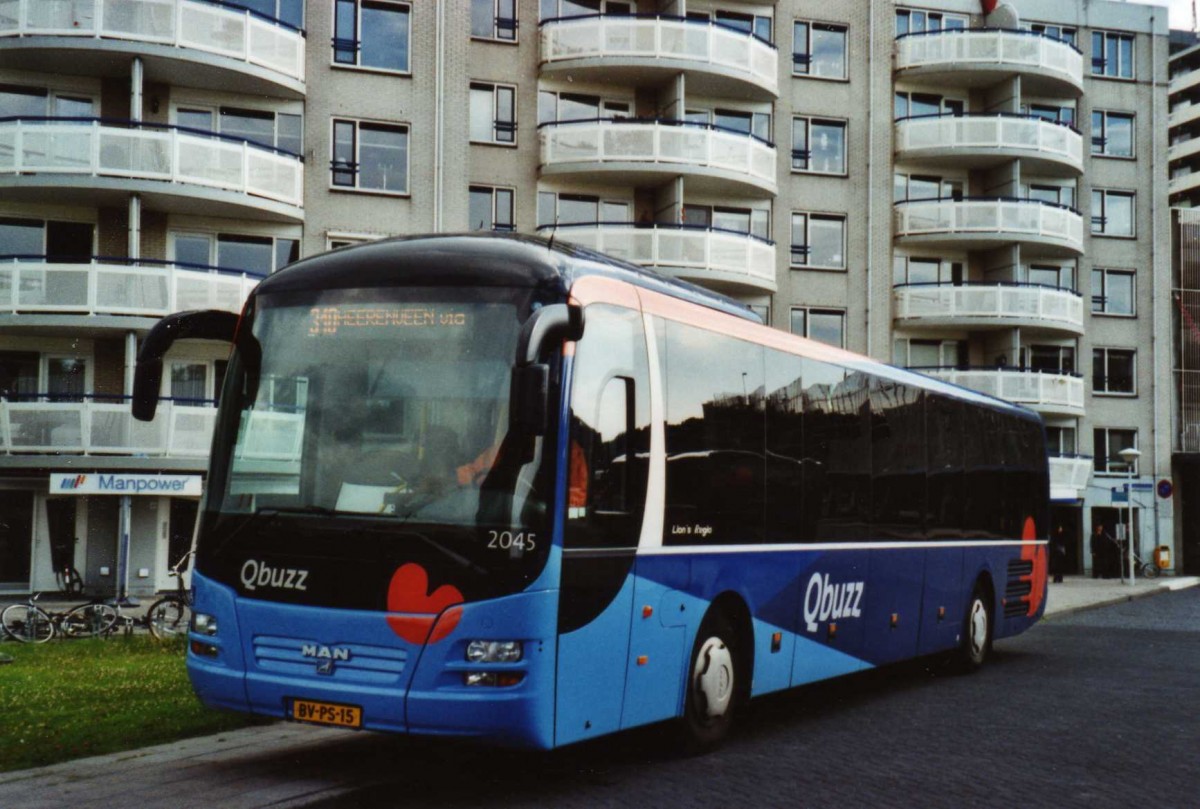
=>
[636,655,648,666]
[642,605,653,619]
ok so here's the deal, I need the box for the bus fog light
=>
[465,640,523,663]
[465,671,524,687]
[192,613,219,636]
[190,640,219,657]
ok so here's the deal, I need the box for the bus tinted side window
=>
[564,304,650,550]
[926,393,964,539]
[823,371,871,541]
[871,377,926,540]
[661,318,765,546]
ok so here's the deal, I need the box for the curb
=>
[1043,578,1200,620]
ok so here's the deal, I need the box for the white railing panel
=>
[896,29,1083,89]
[894,284,1084,330]
[896,116,1082,168]
[0,261,256,316]
[924,368,1085,411]
[0,0,304,86]
[541,17,776,94]
[4,402,85,452]
[1049,456,1092,498]
[550,225,775,286]
[895,199,1084,251]
[0,121,303,209]
[169,406,217,455]
[541,121,776,189]
[0,399,212,457]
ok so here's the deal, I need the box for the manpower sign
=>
[49,473,203,496]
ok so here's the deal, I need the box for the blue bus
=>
[133,234,1048,750]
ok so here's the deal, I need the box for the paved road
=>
[4,589,1197,808]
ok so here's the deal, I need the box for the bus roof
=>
[254,232,761,324]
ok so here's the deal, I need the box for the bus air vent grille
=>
[1004,560,1034,618]
[253,635,408,684]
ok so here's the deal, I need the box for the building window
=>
[895,92,963,118]
[1094,428,1138,474]
[1091,190,1134,237]
[1092,30,1134,79]
[1027,264,1075,291]
[793,21,847,80]
[1027,103,1075,128]
[176,107,303,156]
[1092,269,1135,316]
[331,119,409,194]
[748,303,770,324]
[790,308,844,347]
[791,117,846,174]
[171,233,299,275]
[1027,345,1075,375]
[334,0,411,73]
[712,9,771,42]
[538,192,630,227]
[895,9,966,35]
[1030,23,1076,46]
[472,0,517,41]
[1091,111,1134,158]
[684,205,769,240]
[1045,426,1077,455]
[470,83,516,145]
[894,256,960,285]
[1093,348,1136,395]
[790,212,845,269]
[469,186,515,231]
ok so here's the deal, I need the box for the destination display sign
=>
[307,305,469,336]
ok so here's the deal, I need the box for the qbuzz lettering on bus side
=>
[239,559,309,593]
[802,572,864,633]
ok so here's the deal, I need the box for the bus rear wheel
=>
[681,611,740,751]
[952,585,992,673]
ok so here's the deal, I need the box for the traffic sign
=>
[1159,479,1174,499]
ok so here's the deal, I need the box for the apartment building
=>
[0,0,1175,595]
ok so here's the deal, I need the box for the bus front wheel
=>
[681,611,740,751]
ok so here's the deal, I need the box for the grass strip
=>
[0,636,264,773]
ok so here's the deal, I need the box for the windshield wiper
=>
[365,527,489,576]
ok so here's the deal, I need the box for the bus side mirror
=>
[132,310,239,422]
[509,304,584,436]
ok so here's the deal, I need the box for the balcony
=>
[0,118,304,222]
[1169,168,1200,203]
[894,198,1084,257]
[538,222,776,294]
[893,283,1084,334]
[0,395,214,459]
[0,0,305,97]
[540,14,777,100]
[895,28,1084,96]
[1049,454,1093,502]
[913,366,1085,418]
[0,258,260,325]
[895,114,1083,175]
[539,119,777,197]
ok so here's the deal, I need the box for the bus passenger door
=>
[555,303,650,747]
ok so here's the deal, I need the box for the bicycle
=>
[0,593,119,643]
[146,551,194,641]
[55,565,84,597]
[1115,541,1162,579]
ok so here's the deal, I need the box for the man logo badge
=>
[302,644,351,676]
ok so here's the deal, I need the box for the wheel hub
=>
[969,599,988,658]
[695,637,734,718]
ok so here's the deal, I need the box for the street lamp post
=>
[1118,447,1141,587]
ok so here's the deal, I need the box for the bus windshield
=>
[207,287,553,581]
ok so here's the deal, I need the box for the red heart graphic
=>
[385,563,464,644]
[1020,517,1047,617]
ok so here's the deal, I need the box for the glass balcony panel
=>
[894,283,1084,331]
[94,268,170,314]
[180,2,247,57]
[103,0,175,42]
[15,266,88,308]
[170,406,218,455]
[896,29,1082,92]
[6,403,83,451]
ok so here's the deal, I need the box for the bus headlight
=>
[465,640,523,663]
[192,613,219,637]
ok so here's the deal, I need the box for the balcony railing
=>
[1049,453,1093,501]
[537,222,776,291]
[540,14,777,96]
[895,113,1082,172]
[539,118,777,192]
[0,0,305,85]
[0,394,215,457]
[0,256,261,317]
[893,282,1084,332]
[912,366,1085,415]
[0,117,304,209]
[894,197,1084,254]
[895,28,1083,92]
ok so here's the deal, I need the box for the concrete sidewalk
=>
[1043,573,1200,617]
[0,574,1196,809]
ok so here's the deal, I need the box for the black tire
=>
[147,597,191,640]
[680,611,741,751]
[55,567,84,597]
[61,603,118,638]
[951,585,993,673]
[1141,562,1161,580]
[1,604,55,643]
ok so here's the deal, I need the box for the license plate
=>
[289,698,362,729]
